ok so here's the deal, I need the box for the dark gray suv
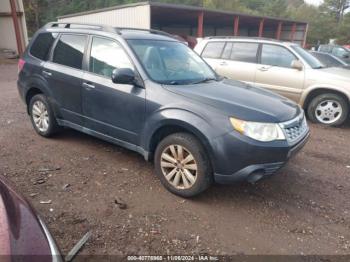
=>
[17,23,309,197]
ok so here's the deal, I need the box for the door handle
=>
[258,66,269,72]
[82,82,95,89]
[220,61,228,66]
[42,70,52,77]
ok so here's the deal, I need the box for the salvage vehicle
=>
[18,23,309,197]
[195,37,350,126]
[310,51,350,70]
[0,175,61,261]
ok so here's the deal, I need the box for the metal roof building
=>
[58,1,308,47]
[0,0,28,56]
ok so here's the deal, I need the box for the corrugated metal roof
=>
[57,1,307,24]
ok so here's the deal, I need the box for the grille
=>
[281,114,308,143]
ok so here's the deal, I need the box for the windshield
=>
[291,45,325,69]
[128,39,217,85]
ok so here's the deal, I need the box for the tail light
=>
[18,58,25,74]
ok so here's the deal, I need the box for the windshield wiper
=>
[191,77,217,84]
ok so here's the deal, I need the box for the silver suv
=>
[195,37,350,126]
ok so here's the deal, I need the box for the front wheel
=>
[154,133,212,197]
[307,93,349,126]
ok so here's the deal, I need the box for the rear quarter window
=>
[30,33,57,61]
[201,42,225,59]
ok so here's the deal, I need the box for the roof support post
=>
[302,24,309,48]
[9,0,23,56]
[258,18,265,37]
[197,11,204,38]
[276,21,282,40]
[290,23,296,42]
[233,16,239,36]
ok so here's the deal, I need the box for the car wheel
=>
[29,94,60,137]
[307,93,349,126]
[154,133,213,197]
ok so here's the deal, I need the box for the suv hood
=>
[165,79,300,123]
[310,67,350,82]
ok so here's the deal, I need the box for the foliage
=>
[23,0,350,45]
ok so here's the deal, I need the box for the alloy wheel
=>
[32,100,49,132]
[315,100,343,125]
[160,145,198,190]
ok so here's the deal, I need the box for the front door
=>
[255,44,305,102]
[82,36,145,145]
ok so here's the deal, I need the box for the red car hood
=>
[0,176,57,261]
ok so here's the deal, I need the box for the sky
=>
[304,0,323,5]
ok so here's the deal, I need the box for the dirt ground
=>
[1,62,350,257]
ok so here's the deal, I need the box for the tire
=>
[307,93,349,127]
[29,94,60,137]
[154,133,213,198]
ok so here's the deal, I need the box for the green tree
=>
[321,0,350,23]
[337,12,350,43]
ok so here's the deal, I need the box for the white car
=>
[195,37,350,126]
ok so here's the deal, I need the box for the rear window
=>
[30,33,56,61]
[202,42,225,59]
[52,34,87,70]
[230,43,259,63]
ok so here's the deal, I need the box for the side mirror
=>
[291,60,303,71]
[343,54,349,59]
[111,68,135,84]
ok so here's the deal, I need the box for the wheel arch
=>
[301,87,350,111]
[144,119,217,171]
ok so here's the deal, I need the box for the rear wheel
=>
[29,94,60,137]
[307,93,349,126]
[154,133,212,197]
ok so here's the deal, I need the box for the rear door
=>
[43,34,87,125]
[255,44,304,102]
[215,42,258,85]
[200,41,226,71]
[81,36,145,145]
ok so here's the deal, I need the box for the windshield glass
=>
[127,39,217,85]
[291,45,325,69]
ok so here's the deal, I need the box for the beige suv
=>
[195,37,350,126]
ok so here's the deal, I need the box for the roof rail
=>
[44,22,117,33]
[116,27,173,37]
[206,36,283,42]
[44,22,175,38]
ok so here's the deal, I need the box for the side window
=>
[89,37,133,78]
[261,44,296,68]
[221,42,233,59]
[52,34,87,70]
[332,47,347,57]
[201,42,225,59]
[230,43,258,63]
[319,45,331,53]
[30,33,57,61]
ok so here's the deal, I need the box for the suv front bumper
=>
[210,128,309,184]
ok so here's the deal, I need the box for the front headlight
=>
[230,117,286,142]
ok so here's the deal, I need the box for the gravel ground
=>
[1,62,350,257]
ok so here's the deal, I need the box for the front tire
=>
[307,93,349,126]
[154,133,212,197]
[29,94,60,137]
